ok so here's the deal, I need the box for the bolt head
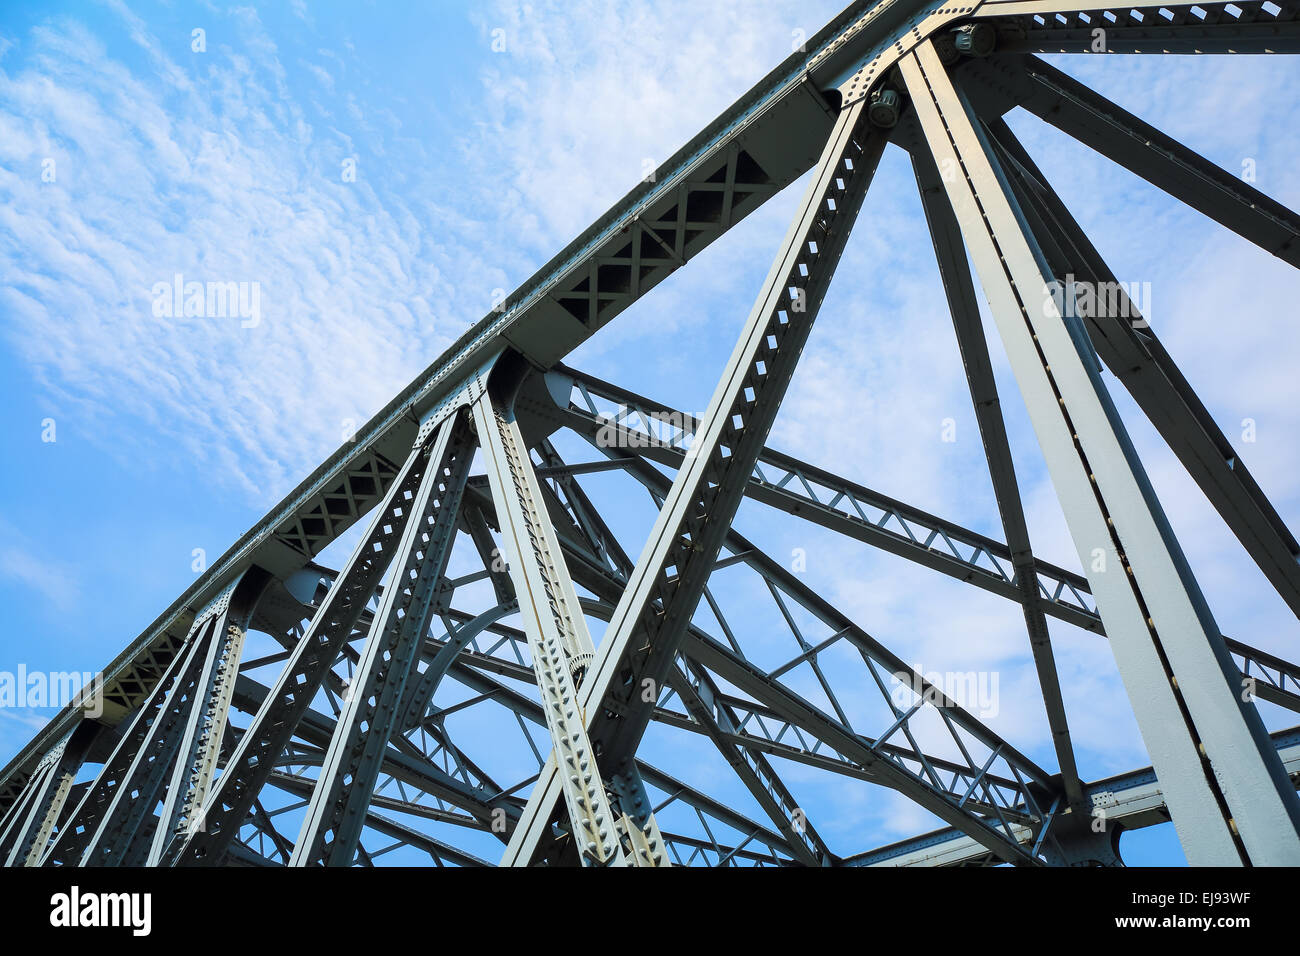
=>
[868,88,901,129]
[954,23,996,57]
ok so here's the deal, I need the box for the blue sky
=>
[1,0,1297,866]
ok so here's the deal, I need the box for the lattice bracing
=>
[3,0,1300,867]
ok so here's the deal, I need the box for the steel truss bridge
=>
[4,0,1300,868]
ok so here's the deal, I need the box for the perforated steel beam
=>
[0,722,95,867]
[980,0,1300,55]
[503,100,888,864]
[172,394,480,866]
[41,616,218,866]
[475,383,668,867]
[556,375,1300,715]
[290,411,474,866]
[5,0,1300,870]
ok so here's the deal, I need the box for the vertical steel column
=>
[0,723,94,866]
[147,570,272,866]
[290,411,473,866]
[910,143,1085,813]
[0,761,55,862]
[40,619,211,865]
[980,113,1300,624]
[145,620,244,865]
[900,40,1300,865]
[173,410,460,866]
[77,617,219,865]
[473,390,666,866]
[504,98,887,865]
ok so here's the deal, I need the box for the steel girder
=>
[910,140,1084,813]
[549,370,1107,631]
[6,0,1300,868]
[501,98,891,865]
[473,378,668,867]
[980,0,1300,54]
[171,388,490,867]
[0,723,95,867]
[224,560,806,865]
[289,412,475,866]
[430,429,1065,865]
[548,444,1063,864]
[0,0,908,809]
[234,664,801,866]
[899,38,1300,863]
[851,727,1300,866]
[259,554,807,858]
[549,368,1300,716]
[42,583,263,868]
[948,57,1300,620]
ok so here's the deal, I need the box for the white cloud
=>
[0,12,473,501]
[0,518,81,611]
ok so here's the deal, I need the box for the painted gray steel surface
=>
[3,0,1299,867]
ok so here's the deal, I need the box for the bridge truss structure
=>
[4,0,1300,868]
